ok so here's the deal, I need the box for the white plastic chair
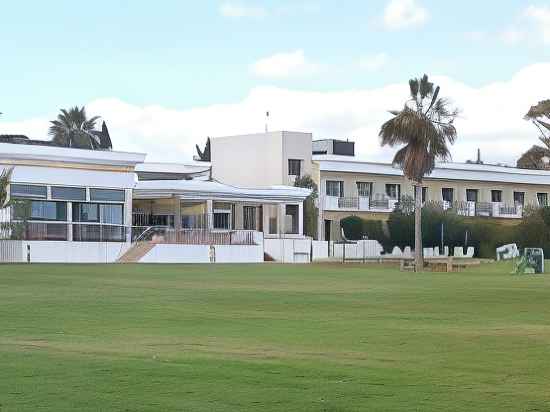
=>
[454,247,464,257]
[465,247,474,258]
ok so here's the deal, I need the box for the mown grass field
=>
[1,262,550,411]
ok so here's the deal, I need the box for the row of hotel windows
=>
[325,181,549,206]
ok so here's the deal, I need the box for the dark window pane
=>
[491,190,502,203]
[213,212,230,229]
[466,189,478,202]
[285,204,299,234]
[51,186,86,201]
[72,203,99,222]
[10,184,47,199]
[89,188,125,202]
[442,188,454,203]
[288,159,301,176]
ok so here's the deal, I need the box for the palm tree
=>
[48,106,101,149]
[0,167,12,207]
[525,100,550,148]
[380,74,458,271]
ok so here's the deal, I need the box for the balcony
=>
[323,196,525,219]
[455,201,523,219]
[324,195,398,212]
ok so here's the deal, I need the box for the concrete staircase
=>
[117,242,155,263]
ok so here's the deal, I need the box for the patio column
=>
[206,200,214,230]
[298,202,304,236]
[279,203,286,237]
[173,196,181,231]
[67,202,73,242]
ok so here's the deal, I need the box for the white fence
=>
[140,243,264,263]
[0,240,23,263]
[264,238,312,263]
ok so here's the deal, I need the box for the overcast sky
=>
[1,0,550,165]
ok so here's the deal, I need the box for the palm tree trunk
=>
[414,184,424,271]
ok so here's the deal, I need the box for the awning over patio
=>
[133,179,311,203]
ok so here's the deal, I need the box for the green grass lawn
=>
[1,262,550,411]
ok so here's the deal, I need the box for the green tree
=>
[294,175,318,239]
[49,106,101,149]
[380,74,458,270]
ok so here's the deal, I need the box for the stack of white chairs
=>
[433,246,440,257]
[465,247,475,258]
[403,246,412,257]
[454,247,464,257]
[392,246,403,256]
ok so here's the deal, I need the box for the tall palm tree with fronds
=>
[380,74,458,270]
[0,167,12,208]
[49,106,101,149]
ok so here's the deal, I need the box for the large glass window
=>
[73,203,123,225]
[51,186,86,201]
[243,206,257,230]
[10,184,47,199]
[101,204,123,225]
[537,193,548,206]
[288,159,302,177]
[213,212,230,230]
[15,200,67,221]
[285,204,299,234]
[356,182,372,197]
[89,188,125,202]
[414,187,428,203]
[326,181,344,197]
[491,190,503,203]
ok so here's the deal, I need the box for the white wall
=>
[21,241,131,263]
[211,132,284,187]
[211,131,313,187]
[264,238,311,263]
[140,243,264,263]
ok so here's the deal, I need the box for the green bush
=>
[340,216,390,251]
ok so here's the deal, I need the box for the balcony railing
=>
[134,227,258,245]
[324,195,398,212]
[323,195,525,219]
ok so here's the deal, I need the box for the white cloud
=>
[383,0,429,30]
[250,50,319,78]
[359,53,389,71]
[500,29,525,46]
[219,2,267,18]
[2,64,549,166]
[524,5,550,44]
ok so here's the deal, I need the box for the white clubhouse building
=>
[2,130,550,263]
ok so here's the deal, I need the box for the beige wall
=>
[211,131,312,187]
[319,170,550,205]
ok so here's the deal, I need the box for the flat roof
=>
[0,142,146,167]
[313,155,550,185]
